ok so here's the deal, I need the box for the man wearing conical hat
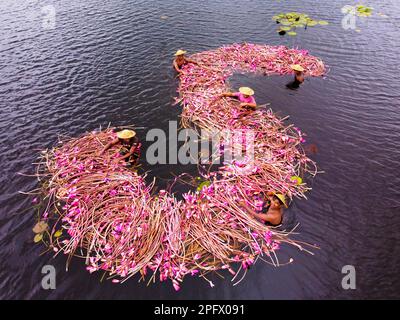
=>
[100,129,141,166]
[220,86,257,110]
[286,64,305,89]
[173,49,198,74]
[239,191,287,227]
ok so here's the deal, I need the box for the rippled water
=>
[1,0,399,299]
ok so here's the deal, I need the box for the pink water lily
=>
[172,280,181,291]
[190,269,199,276]
[193,254,201,260]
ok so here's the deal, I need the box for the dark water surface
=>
[1,0,399,299]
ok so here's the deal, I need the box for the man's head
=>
[269,193,287,208]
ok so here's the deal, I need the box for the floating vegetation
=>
[343,5,373,17]
[341,4,373,33]
[291,176,303,185]
[355,5,373,17]
[273,12,329,36]
[31,44,326,291]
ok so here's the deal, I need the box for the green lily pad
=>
[280,26,292,31]
[54,230,63,238]
[287,31,297,36]
[34,233,43,243]
[291,176,303,185]
[197,180,211,192]
[318,20,329,25]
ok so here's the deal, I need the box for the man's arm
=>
[185,57,198,65]
[239,201,268,221]
[238,200,274,223]
[173,59,183,73]
[250,212,271,223]
[100,138,119,155]
[240,102,257,109]
[220,92,236,97]
[119,143,140,160]
[119,151,133,160]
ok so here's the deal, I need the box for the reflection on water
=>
[0,0,399,299]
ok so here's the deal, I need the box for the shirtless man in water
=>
[100,129,141,166]
[286,64,305,89]
[240,192,286,226]
[173,50,198,74]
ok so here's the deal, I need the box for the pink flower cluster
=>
[40,43,324,291]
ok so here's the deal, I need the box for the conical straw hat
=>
[175,50,187,56]
[117,129,136,139]
[291,64,304,72]
[238,87,255,96]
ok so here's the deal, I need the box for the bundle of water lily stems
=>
[34,43,325,290]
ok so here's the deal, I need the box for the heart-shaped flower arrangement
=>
[33,43,325,290]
